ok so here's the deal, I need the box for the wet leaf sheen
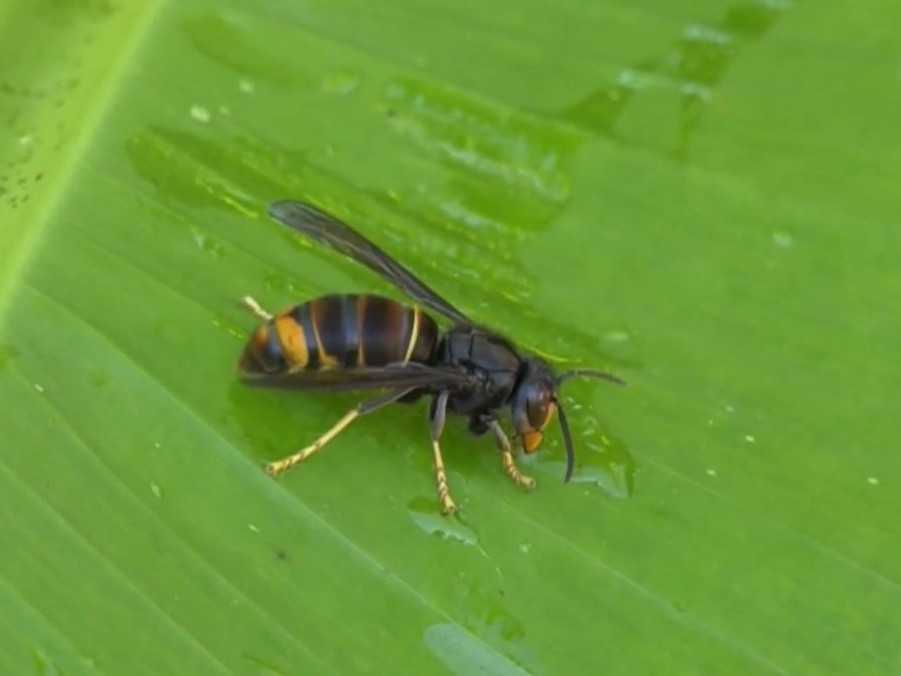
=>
[1,1,899,674]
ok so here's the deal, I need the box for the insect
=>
[239,200,624,514]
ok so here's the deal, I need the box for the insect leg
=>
[266,388,413,477]
[489,420,536,490]
[429,390,457,515]
[240,295,273,321]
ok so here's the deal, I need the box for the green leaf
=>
[2,1,899,674]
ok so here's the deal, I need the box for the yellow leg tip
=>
[265,457,299,477]
[500,451,536,492]
[440,498,458,516]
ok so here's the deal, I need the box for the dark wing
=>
[269,200,472,326]
[241,362,476,393]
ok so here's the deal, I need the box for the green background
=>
[2,1,899,674]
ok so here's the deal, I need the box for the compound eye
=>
[526,389,555,430]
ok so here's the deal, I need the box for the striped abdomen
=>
[240,294,439,374]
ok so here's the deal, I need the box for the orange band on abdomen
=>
[275,313,309,368]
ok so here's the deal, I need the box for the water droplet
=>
[424,624,530,676]
[190,105,211,123]
[33,383,45,393]
[249,523,260,533]
[519,543,531,554]
[568,443,635,499]
[407,498,480,546]
[191,228,226,257]
[744,434,756,443]
[150,483,162,499]
[724,404,735,413]
[604,329,631,343]
[683,23,733,45]
[706,468,717,477]
[322,70,360,95]
[867,477,879,486]
[239,78,255,94]
[772,231,794,248]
